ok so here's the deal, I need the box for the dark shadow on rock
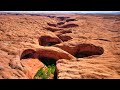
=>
[59,24,79,28]
[75,44,104,58]
[20,49,36,59]
[47,23,57,27]
[66,19,77,22]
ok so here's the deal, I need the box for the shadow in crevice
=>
[59,23,79,28]
[39,57,56,66]
[20,49,36,60]
[38,36,62,46]
[38,56,57,79]
[20,50,58,79]
[75,44,104,58]
[75,51,101,58]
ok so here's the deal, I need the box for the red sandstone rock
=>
[36,46,76,60]
[0,14,120,79]
[20,59,44,78]
[55,29,72,35]
[58,34,73,42]
[38,32,63,46]
[57,22,65,25]
[66,18,77,22]
[47,23,57,27]
[59,23,79,28]
[56,59,120,79]
[44,26,63,32]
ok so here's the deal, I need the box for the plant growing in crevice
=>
[34,64,56,79]
[34,67,48,79]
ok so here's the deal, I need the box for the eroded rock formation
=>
[38,32,63,46]
[59,23,79,28]
[0,14,120,79]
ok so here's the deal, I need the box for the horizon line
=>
[0,11,120,14]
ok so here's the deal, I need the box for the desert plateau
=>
[0,12,120,79]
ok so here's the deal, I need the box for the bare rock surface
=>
[56,59,120,79]
[0,14,120,79]
[38,32,63,46]
[20,59,44,78]
[35,46,76,60]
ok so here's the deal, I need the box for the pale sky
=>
[0,11,120,14]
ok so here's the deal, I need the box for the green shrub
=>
[34,64,55,79]
[34,68,48,79]
[47,64,55,75]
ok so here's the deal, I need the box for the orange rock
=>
[54,40,104,57]
[38,32,63,46]
[66,18,77,22]
[47,23,57,27]
[21,59,44,79]
[59,23,79,28]
[44,26,63,32]
[36,46,76,60]
[58,34,73,42]
[56,59,120,79]
[0,14,120,79]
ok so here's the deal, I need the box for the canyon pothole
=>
[47,23,57,27]
[57,22,65,25]
[45,27,63,32]
[20,49,36,59]
[39,57,56,66]
[20,42,104,79]
[75,44,104,58]
[58,35,73,42]
[20,49,59,79]
[59,23,79,28]
[38,35,62,46]
[55,43,104,58]
[34,57,57,79]
[66,19,77,22]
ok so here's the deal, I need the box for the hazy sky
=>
[1,11,120,14]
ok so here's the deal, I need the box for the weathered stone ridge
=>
[0,14,120,79]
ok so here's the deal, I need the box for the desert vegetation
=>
[34,64,56,79]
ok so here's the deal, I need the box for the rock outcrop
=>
[66,18,77,22]
[20,59,44,78]
[38,32,63,46]
[0,14,120,79]
[58,34,73,42]
[59,23,79,28]
[44,26,63,32]
[36,47,76,60]
[56,59,120,79]
[47,23,57,27]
